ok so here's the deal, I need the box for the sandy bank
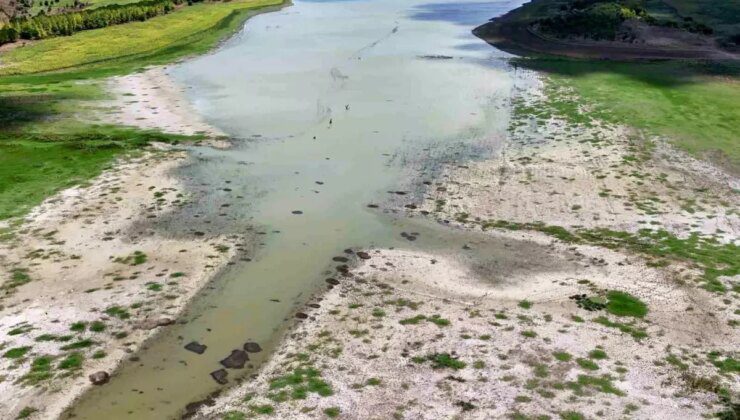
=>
[0,149,246,419]
[0,65,242,418]
[99,67,227,138]
[421,78,740,243]
[197,237,735,418]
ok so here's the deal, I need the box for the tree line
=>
[0,0,186,46]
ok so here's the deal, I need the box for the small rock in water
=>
[295,312,309,319]
[220,350,249,369]
[332,256,349,263]
[344,248,354,254]
[401,232,419,242]
[244,342,262,353]
[356,251,371,260]
[184,341,207,355]
[89,371,110,385]
[325,278,340,285]
[210,369,228,384]
[292,210,303,215]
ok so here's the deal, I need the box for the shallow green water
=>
[68,0,527,418]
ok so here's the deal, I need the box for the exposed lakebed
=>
[68,0,529,417]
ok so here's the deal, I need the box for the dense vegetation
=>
[0,0,179,45]
[536,0,713,41]
[537,1,648,40]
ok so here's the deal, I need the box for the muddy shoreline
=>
[0,68,249,420]
[193,72,739,419]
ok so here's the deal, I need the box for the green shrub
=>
[606,291,648,318]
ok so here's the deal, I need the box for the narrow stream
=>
[68,0,527,418]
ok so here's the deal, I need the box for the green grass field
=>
[0,0,283,221]
[1,0,282,76]
[518,59,740,171]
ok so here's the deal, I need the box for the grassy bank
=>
[0,0,284,221]
[0,128,194,220]
[516,59,740,171]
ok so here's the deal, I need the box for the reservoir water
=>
[68,0,526,417]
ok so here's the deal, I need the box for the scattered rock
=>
[210,369,228,384]
[89,371,110,385]
[138,317,175,330]
[295,312,309,319]
[325,278,340,285]
[244,342,262,353]
[332,256,349,262]
[184,341,207,355]
[220,350,248,369]
[183,397,216,418]
[356,251,371,260]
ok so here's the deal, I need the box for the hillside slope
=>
[474,0,740,60]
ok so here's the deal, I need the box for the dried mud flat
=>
[197,76,739,419]
[100,67,226,138]
[0,70,241,419]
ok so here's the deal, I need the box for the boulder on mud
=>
[220,349,249,369]
[243,342,262,353]
[184,341,207,355]
[89,371,110,385]
[210,369,228,384]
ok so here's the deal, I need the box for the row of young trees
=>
[0,0,184,45]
